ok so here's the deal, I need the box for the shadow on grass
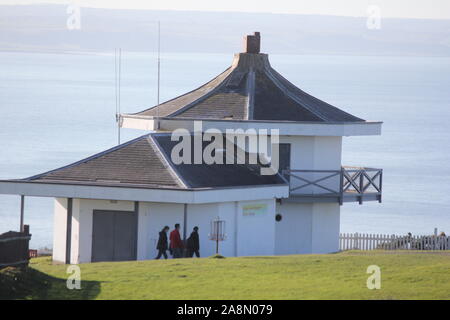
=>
[0,266,100,300]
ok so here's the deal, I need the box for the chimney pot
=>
[243,32,261,54]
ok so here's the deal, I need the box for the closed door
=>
[92,210,137,262]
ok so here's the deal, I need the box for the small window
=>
[275,214,283,222]
[278,143,291,182]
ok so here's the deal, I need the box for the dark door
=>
[278,143,291,181]
[91,211,115,262]
[92,210,137,262]
[113,212,137,261]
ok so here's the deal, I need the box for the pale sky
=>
[1,0,450,19]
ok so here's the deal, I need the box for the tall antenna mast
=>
[155,21,161,130]
[157,21,161,107]
[115,48,118,122]
[118,48,122,145]
[115,48,122,145]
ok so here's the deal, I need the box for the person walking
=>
[155,226,170,259]
[169,223,184,258]
[187,226,200,258]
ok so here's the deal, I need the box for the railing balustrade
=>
[282,166,383,204]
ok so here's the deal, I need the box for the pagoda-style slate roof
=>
[25,133,285,190]
[127,32,364,123]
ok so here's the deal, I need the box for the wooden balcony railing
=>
[282,166,382,205]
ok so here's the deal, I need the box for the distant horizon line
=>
[2,48,450,59]
[1,3,450,22]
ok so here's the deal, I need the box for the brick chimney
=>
[243,32,261,54]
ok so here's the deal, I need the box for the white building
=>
[0,32,383,263]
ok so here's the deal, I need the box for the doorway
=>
[278,143,291,181]
[91,210,137,262]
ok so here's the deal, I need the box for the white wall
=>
[69,199,135,264]
[311,203,340,253]
[139,202,237,259]
[272,135,342,254]
[70,199,81,264]
[55,197,336,263]
[132,117,382,136]
[217,202,238,256]
[52,198,67,263]
[227,135,342,193]
[275,202,312,254]
[138,202,185,260]
[139,200,278,259]
[183,202,240,257]
[275,201,340,254]
[184,203,220,257]
[55,199,235,263]
[279,136,342,194]
[55,198,170,263]
[236,199,276,256]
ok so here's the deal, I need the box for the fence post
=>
[346,233,349,250]
[24,224,30,265]
[355,232,359,249]
[361,233,364,250]
[20,195,25,232]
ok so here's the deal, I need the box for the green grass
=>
[1,251,450,300]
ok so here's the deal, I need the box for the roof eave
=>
[120,114,383,136]
[121,113,382,125]
[0,179,289,204]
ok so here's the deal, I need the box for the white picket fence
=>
[339,233,450,251]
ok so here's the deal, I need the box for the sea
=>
[0,51,449,249]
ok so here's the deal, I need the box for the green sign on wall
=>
[243,204,268,216]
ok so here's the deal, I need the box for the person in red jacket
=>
[169,223,184,258]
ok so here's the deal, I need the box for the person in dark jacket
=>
[187,226,200,258]
[169,223,184,258]
[155,226,170,259]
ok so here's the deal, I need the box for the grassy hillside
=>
[1,251,450,300]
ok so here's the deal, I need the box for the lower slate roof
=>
[153,135,283,188]
[27,135,182,188]
[24,133,286,190]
